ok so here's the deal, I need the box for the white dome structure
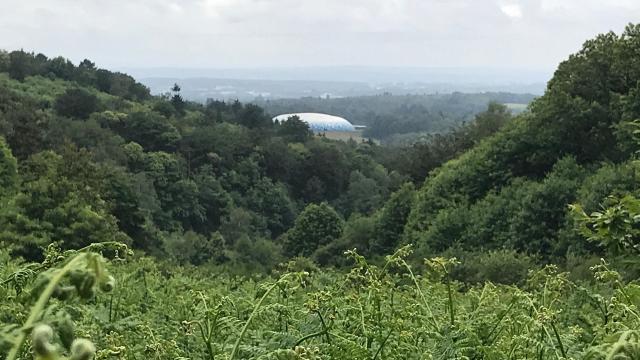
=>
[273,113,356,132]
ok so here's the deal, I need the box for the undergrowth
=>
[2,243,640,359]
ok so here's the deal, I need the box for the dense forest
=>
[2,24,640,359]
[0,48,519,271]
[257,92,534,142]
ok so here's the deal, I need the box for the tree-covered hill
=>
[403,24,640,262]
[0,45,536,273]
[1,24,640,275]
[0,49,424,270]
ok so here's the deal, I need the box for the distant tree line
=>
[0,49,149,101]
[257,92,535,141]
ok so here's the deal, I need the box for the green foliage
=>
[0,81,51,160]
[111,111,181,152]
[0,136,18,197]
[8,50,33,81]
[276,115,312,143]
[299,141,350,202]
[339,170,385,216]
[449,249,535,285]
[314,214,376,266]
[576,161,640,214]
[5,50,149,100]
[54,88,100,119]
[169,83,185,116]
[405,25,640,259]
[343,214,377,254]
[246,178,297,237]
[1,242,129,360]
[226,236,284,273]
[572,194,640,256]
[3,244,640,359]
[5,24,640,360]
[464,101,513,141]
[0,50,8,73]
[219,207,267,246]
[260,92,532,140]
[191,168,233,233]
[163,230,226,265]
[371,102,513,183]
[370,182,415,255]
[181,122,252,170]
[232,103,272,129]
[284,203,343,257]
[0,147,130,260]
[414,156,585,256]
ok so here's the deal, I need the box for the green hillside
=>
[406,24,640,261]
[0,50,413,270]
[2,25,640,359]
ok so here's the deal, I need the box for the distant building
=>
[273,112,367,142]
[273,112,356,132]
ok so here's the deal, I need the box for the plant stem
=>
[444,268,455,326]
[550,321,566,358]
[196,321,215,360]
[6,254,86,360]
[372,329,393,360]
[485,298,516,346]
[400,260,440,331]
[316,310,331,344]
[293,330,327,348]
[229,274,291,360]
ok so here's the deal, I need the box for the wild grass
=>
[1,244,639,359]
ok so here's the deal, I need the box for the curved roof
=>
[273,112,356,132]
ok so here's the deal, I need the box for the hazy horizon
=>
[121,65,551,82]
[132,66,549,100]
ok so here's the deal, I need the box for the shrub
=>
[284,202,343,257]
[54,88,100,119]
[449,249,535,285]
[163,231,226,265]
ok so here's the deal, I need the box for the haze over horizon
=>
[1,0,639,76]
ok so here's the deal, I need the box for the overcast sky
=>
[1,0,638,71]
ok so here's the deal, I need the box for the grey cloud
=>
[0,0,638,70]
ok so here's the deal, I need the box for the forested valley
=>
[257,92,534,142]
[2,24,640,359]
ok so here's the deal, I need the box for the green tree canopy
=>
[277,115,312,143]
[284,202,343,257]
[370,182,415,254]
[54,87,100,119]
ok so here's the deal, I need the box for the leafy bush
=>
[162,230,226,265]
[54,87,100,119]
[284,202,343,257]
[449,249,535,285]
